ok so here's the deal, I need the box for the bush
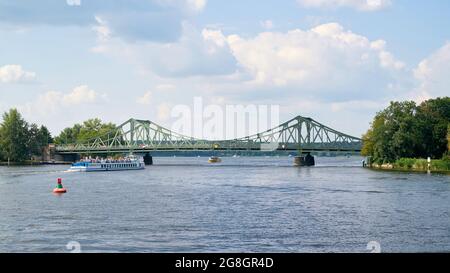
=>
[395,158,416,169]
[431,159,450,171]
[414,159,428,170]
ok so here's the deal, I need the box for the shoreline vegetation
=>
[0,109,117,164]
[361,97,450,175]
[367,158,450,174]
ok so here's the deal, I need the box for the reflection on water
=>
[0,156,449,253]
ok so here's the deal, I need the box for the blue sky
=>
[0,0,449,137]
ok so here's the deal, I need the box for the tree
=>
[27,124,53,157]
[54,118,116,145]
[54,124,82,144]
[447,124,450,152]
[361,127,374,157]
[362,97,450,163]
[27,123,42,157]
[415,97,450,158]
[371,101,419,162]
[0,137,3,161]
[0,109,30,162]
[38,125,53,147]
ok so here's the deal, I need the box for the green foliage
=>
[54,124,82,144]
[431,158,450,171]
[414,98,450,158]
[361,127,374,156]
[78,118,116,143]
[362,97,450,163]
[38,125,53,146]
[27,123,41,156]
[27,124,53,156]
[395,158,416,169]
[392,158,450,171]
[0,109,31,162]
[447,124,450,152]
[0,110,116,162]
[55,118,116,145]
[0,109,54,162]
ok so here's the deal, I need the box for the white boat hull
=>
[68,160,145,172]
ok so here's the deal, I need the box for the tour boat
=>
[68,156,145,172]
[208,156,222,163]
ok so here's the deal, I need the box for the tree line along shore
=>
[1,97,449,173]
[361,97,450,173]
[0,109,116,164]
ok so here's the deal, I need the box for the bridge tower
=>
[294,153,315,166]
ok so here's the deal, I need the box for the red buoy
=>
[53,178,67,193]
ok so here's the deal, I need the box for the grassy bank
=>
[369,157,450,174]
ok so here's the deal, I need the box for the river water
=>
[0,156,449,253]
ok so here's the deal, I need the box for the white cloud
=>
[202,29,227,48]
[378,51,405,70]
[93,23,237,77]
[412,42,450,101]
[298,0,392,11]
[94,22,404,99]
[0,65,36,83]
[62,85,98,105]
[20,85,101,115]
[137,91,153,105]
[224,22,405,100]
[15,85,110,134]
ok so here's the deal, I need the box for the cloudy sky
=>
[0,0,449,138]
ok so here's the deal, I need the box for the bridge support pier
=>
[53,153,79,163]
[143,153,153,165]
[294,153,315,166]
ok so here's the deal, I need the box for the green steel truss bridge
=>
[55,115,362,154]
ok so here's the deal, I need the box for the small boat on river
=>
[208,156,222,163]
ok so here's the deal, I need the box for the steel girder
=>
[56,116,362,153]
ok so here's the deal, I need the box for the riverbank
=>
[368,158,450,174]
